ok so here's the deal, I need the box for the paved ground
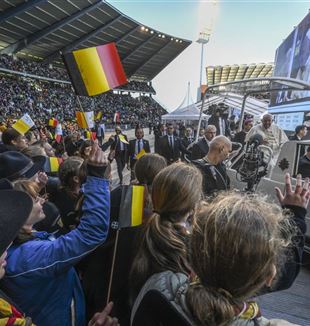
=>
[107,129,310,325]
[105,129,155,188]
[259,265,310,325]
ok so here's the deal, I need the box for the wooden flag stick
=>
[106,229,120,305]
[76,95,84,112]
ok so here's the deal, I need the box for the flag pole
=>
[76,95,84,112]
[106,228,120,304]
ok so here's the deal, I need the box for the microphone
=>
[248,134,263,148]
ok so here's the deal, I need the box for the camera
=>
[237,134,269,192]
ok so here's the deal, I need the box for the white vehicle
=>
[196,77,310,253]
[227,140,310,253]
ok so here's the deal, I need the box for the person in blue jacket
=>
[0,140,112,326]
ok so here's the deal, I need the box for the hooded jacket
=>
[1,176,110,326]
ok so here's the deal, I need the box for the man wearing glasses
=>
[191,125,217,160]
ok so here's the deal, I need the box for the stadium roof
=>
[0,0,191,81]
[206,63,274,86]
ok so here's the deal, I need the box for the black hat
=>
[0,151,45,181]
[0,190,33,256]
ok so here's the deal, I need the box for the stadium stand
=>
[0,71,165,128]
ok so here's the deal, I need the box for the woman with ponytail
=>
[130,162,203,299]
[131,174,309,326]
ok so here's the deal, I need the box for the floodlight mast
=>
[197,30,211,102]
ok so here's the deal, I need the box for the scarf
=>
[0,298,34,326]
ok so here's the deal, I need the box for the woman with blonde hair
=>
[131,174,308,326]
[130,162,203,298]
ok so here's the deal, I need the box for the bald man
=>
[245,113,288,164]
[193,135,231,195]
[191,125,217,160]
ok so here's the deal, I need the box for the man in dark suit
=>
[289,124,307,156]
[191,125,217,160]
[181,127,194,161]
[154,124,165,153]
[110,126,128,185]
[298,146,310,178]
[193,135,231,196]
[126,127,151,180]
[159,123,189,164]
[208,108,231,138]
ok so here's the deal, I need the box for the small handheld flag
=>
[55,123,63,143]
[95,111,103,121]
[118,185,145,228]
[45,157,63,173]
[12,114,35,135]
[48,118,58,127]
[63,43,127,97]
[136,148,146,159]
[113,112,120,123]
[76,111,94,129]
[85,131,97,140]
[118,134,129,144]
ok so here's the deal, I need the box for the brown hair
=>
[186,192,292,325]
[130,162,203,297]
[79,140,93,159]
[134,153,167,186]
[21,145,46,158]
[58,156,84,192]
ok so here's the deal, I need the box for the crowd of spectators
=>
[0,73,166,129]
[117,80,155,94]
[0,54,156,93]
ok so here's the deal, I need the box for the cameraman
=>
[193,136,231,195]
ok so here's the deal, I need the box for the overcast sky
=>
[110,0,310,111]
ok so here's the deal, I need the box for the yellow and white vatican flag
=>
[12,114,35,135]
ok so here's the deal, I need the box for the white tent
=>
[162,83,208,121]
[161,103,208,121]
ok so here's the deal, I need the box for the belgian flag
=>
[118,185,145,228]
[45,157,63,173]
[63,43,127,97]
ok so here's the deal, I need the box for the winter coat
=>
[1,177,110,326]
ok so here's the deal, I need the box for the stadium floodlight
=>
[162,35,165,38]
[176,39,179,42]
[171,37,174,41]
[145,28,149,32]
[158,34,162,37]
[180,40,183,43]
[150,30,154,34]
[141,26,145,30]
[197,29,211,101]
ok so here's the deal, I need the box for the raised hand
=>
[275,173,310,209]
[88,140,111,179]
[88,302,119,326]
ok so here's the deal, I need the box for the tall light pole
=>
[197,29,211,101]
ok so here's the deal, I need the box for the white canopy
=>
[161,103,208,120]
[196,92,268,117]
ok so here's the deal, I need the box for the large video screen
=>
[271,12,310,106]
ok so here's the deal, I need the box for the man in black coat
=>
[208,108,231,138]
[110,126,128,185]
[154,124,165,153]
[126,127,151,180]
[289,124,307,157]
[159,123,189,164]
[191,125,217,160]
[298,146,310,178]
[193,135,231,196]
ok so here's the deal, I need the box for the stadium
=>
[0,1,310,326]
